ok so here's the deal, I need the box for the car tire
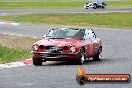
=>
[93,4,97,9]
[102,2,106,6]
[92,53,100,61]
[75,48,86,65]
[33,58,42,66]
[102,6,105,9]
[93,7,97,9]
[92,47,102,61]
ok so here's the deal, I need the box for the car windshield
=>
[46,28,85,39]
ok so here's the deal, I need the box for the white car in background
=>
[84,2,106,9]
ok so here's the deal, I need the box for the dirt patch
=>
[0,33,39,50]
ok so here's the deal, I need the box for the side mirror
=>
[43,35,46,38]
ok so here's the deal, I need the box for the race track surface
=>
[0,8,132,15]
[0,23,132,88]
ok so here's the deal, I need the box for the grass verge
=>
[107,0,132,8]
[0,2,83,9]
[0,0,131,9]
[0,13,131,28]
[0,45,31,64]
[0,34,39,64]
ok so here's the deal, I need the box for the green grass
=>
[107,1,132,8]
[0,0,82,2]
[0,0,131,9]
[0,34,39,64]
[0,13,131,28]
[0,2,83,9]
[0,45,31,64]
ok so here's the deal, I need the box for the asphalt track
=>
[0,8,132,15]
[0,8,132,88]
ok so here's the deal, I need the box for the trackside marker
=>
[0,59,33,69]
[0,62,26,69]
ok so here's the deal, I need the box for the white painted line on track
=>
[10,34,14,35]
[33,37,37,38]
[26,58,32,61]
[18,34,22,36]
[10,22,19,26]
[0,22,4,24]
[3,33,7,35]
[0,21,19,26]
[1,13,7,15]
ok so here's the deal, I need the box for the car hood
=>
[34,38,84,47]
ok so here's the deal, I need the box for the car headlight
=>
[70,47,76,53]
[33,45,38,51]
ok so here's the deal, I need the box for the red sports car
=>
[32,27,102,66]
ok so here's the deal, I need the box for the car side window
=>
[91,29,96,39]
[84,29,96,41]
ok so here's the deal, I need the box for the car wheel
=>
[92,53,100,61]
[33,58,42,66]
[75,48,86,65]
[93,7,97,9]
[93,4,97,9]
[92,47,102,61]
[102,6,105,9]
[102,2,106,6]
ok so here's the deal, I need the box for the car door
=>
[90,29,100,55]
[84,29,100,57]
[84,29,94,57]
[92,37,99,55]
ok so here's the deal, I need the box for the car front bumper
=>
[32,51,78,61]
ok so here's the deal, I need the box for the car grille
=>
[45,46,62,53]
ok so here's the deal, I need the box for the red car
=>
[32,27,102,66]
